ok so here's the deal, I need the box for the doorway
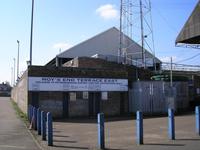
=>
[88,92,101,117]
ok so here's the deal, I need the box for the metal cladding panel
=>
[129,81,189,114]
[172,82,189,109]
[176,1,200,44]
[130,81,166,114]
[57,27,161,63]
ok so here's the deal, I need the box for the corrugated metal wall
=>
[129,81,189,114]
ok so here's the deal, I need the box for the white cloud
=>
[53,42,73,50]
[160,56,177,63]
[96,4,119,20]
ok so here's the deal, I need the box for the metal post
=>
[28,105,31,121]
[37,108,41,135]
[119,0,123,63]
[139,0,145,68]
[30,106,33,123]
[11,67,13,86]
[97,113,105,149]
[13,58,16,84]
[41,111,46,140]
[168,108,175,140]
[33,107,37,130]
[136,111,143,144]
[30,0,34,66]
[47,112,53,146]
[195,106,200,135]
[27,105,30,121]
[170,57,173,87]
[17,40,20,79]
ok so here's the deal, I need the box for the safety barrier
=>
[168,108,175,140]
[96,106,200,148]
[97,113,105,149]
[28,105,200,149]
[28,105,53,146]
[196,106,200,135]
[136,111,143,144]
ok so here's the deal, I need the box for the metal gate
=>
[129,81,189,114]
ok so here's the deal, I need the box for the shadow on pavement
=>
[54,116,135,124]
[54,140,77,143]
[53,134,69,138]
[144,143,185,146]
[53,130,61,133]
[104,148,126,150]
[53,145,89,149]
[176,138,200,141]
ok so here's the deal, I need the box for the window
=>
[101,92,108,100]
[83,92,89,99]
[70,92,76,101]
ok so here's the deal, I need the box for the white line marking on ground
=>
[0,145,26,149]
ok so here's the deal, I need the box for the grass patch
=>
[11,99,29,126]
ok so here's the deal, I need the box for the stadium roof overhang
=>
[176,1,200,47]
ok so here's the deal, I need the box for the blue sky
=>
[0,0,199,83]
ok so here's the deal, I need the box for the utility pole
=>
[119,0,123,63]
[17,40,20,79]
[11,67,13,87]
[170,57,173,87]
[13,58,16,85]
[139,0,145,68]
[30,0,34,66]
[149,0,156,71]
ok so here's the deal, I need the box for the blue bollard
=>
[37,108,41,135]
[136,111,143,145]
[97,113,105,149]
[30,106,33,123]
[33,107,37,130]
[195,106,200,135]
[168,108,175,140]
[28,105,31,121]
[47,112,53,146]
[29,105,32,122]
[32,107,36,129]
[41,111,46,140]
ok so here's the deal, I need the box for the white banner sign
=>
[28,77,128,92]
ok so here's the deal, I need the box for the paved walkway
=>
[37,113,200,150]
[0,97,40,150]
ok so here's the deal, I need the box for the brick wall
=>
[63,57,153,81]
[101,92,121,116]
[39,92,63,118]
[68,98,89,117]
[28,65,127,79]
[11,71,28,113]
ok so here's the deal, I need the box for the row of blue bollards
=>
[196,106,200,135]
[97,106,200,149]
[28,105,53,146]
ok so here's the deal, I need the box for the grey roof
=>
[57,27,161,63]
[176,1,200,44]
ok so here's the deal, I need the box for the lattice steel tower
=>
[119,0,156,69]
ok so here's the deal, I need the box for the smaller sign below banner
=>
[70,92,76,101]
[197,88,200,94]
[101,92,108,100]
[83,92,89,99]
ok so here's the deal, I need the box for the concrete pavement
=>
[36,113,200,150]
[0,97,41,150]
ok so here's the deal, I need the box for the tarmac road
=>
[0,97,41,150]
[5,95,200,150]
[39,112,200,150]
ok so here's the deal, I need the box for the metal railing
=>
[161,62,200,72]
